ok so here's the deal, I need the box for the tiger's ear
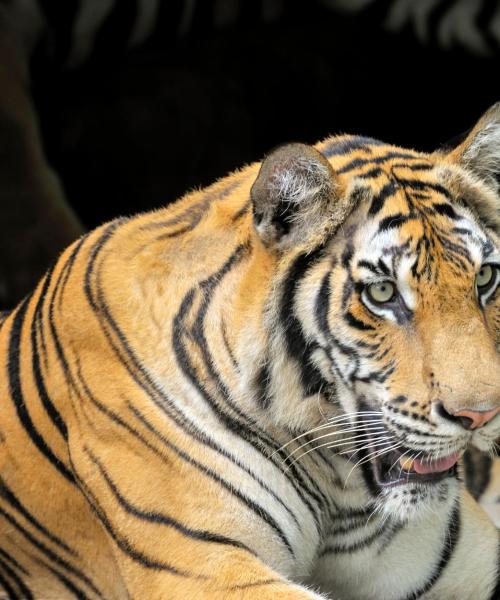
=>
[448,102,500,192]
[251,143,338,250]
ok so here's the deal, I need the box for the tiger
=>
[2,102,500,600]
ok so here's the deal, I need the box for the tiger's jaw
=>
[358,435,462,523]
[337,402,465,522]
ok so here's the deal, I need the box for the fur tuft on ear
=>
[450,102,500,191]
[251,143,338,249]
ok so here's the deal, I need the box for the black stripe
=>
[31,268,68,439]
[0,555,33,600]
[129,403,296,559]
[358,453,381,498]
[368,181,398,215]
[378,259,390,275]
[376,522,405,555]
[391,162,433,172]
[463,448,492,500]
[319,524,384,555]
[139,178,242,232]
[378,213,413,232]
[396,178,452,199]
[439,236,472,266]
[344,311,374,331]
[338,152,419,175]
[40,235,87,397]
[184,243,257,419]
[221,320,239,370]
[227,579,279,591]
[86,448,253,553]
[0,549,29,577]
[315,270,332,339]
[0,569,20,600]
[232,200,251,222]
[432,202,459,219]
[73,357,165,461]
[279,248,328,397]
[402,500,461,600]
[36,560,89,600]
[7,298,75,484]
[356,260,379,275]
[254,363,272,410]
[44,238,89,418]
[0,507,102,597]
[0,478,74,555]
[359,167,383,179]
[66,475,197,578]
[323,136,385,158]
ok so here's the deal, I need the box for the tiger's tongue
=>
[412,453,460,475]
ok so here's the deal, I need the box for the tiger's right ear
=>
[251,143,340,250]
[448,102,500,192]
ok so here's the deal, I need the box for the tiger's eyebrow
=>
[356,260,383,275]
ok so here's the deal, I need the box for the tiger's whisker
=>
[273,418,384,455]
[281,427,387,464]
[282,434,391,472]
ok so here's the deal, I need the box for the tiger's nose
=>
[453,407,500,430]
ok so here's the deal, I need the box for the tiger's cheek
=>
[355,317,429,414]
[484,300,500,348]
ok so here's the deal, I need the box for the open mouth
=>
[371,447,460,487]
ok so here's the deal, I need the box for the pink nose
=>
[453,407,500,430]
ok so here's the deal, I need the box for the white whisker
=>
[283,433,391,472]
[281,426,386,463]
[273,414,384,455]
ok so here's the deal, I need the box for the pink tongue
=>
[413,453,460,475]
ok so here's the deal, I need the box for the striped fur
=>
[1,107,500,599]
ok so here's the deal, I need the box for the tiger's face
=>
[314,171,500,520]
[251,105,500,521]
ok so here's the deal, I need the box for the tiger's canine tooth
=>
[399,457,415,471]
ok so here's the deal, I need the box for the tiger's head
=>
[249,104,500,521]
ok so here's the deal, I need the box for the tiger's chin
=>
[376,477,460,523]
[368,448,460,523]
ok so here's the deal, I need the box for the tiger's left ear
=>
[251,143,341,250]
[448,102,500,192]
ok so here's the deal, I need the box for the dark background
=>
[33,1,500,229]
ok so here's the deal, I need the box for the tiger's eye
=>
[367,281,395,303]
[476,265,493,288]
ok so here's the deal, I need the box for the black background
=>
[33,1,500,230]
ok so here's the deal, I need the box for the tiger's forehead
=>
[320,135,499,285]
[318,134,428,177]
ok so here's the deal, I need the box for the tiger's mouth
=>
[370,447,460,488]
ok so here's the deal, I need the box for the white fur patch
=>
[270,157,331,207]
[463,121,500,186]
